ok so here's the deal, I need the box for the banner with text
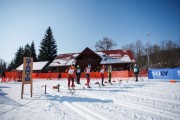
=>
[148,68,180,79]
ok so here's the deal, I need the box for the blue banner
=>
[172,68,180,79]
[148,68,180,79]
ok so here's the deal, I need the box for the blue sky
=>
[0,0,180,63]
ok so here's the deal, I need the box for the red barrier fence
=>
[128,70,148,77]
[2,70,147,82]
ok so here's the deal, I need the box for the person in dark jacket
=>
[76,65,81,84]
[133,64,139,82]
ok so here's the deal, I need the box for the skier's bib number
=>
[68,69,75,75]
[86,68,90,73]
[134,68,138,72]
[100,69,105,73]
[77,69,81,73]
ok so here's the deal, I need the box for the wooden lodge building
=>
[49,47,135,72]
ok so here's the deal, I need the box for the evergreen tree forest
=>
[6,26,57,71]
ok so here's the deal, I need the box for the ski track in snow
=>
[49,83,179,120]
[46,87,109,120]
[78,90,180,120]
[0,82,85,120]
[1,79,180,120]
[58,81,180,120]
[90,85,180,114]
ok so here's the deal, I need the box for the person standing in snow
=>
[133,64,139,82]
[65,64,76,90]
[76,65,81,84]
[108,65,112,85]
[84,64,91,88]
[100,65,106,86]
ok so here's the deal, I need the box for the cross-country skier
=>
[76,65,81,84]
[108,65,112,85]
[65,64,76,90]
[100,65,106,86]
[134,64,139,82]
[84,64,91,88]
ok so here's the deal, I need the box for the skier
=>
[84,64,91,88]
[100,65,106,86]
[76,65,81,84]
[134,64,139,82]
[108,65,112,85]
[65,64,76,90]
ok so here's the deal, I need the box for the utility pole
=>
[147,32,151,70]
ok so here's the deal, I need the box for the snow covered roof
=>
[16,61,49,71]
[96,50,135,64]
[49,53,79,67]
[49,49,135,67]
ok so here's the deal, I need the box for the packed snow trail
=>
[78,91,180,120]
[46,87,109,120]
[1,79,180,120]
[50,82,172,120]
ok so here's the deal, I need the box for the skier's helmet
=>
[88,64,91,68]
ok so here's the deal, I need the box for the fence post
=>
[45,85,47,94]
[58,84,60,92]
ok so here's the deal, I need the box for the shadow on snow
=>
[45,94,113,103]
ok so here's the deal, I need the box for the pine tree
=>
[14,46,24,69]
[24,44,31,57]
[38,26,57,62]
[7,46,24,71]
[30,41,38,62]
[7,60,15,71]
[0,59,6,74]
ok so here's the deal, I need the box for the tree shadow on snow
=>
[45,94,113,103]
[0,95,21,106]
[7,82,22,84]
[0,86,10,88]
[0,92,8,96]
[90,89,129,93]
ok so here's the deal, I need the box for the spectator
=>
[134,64,139,82]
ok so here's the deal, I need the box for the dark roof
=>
[76,47,101,59]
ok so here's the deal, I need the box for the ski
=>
[68,89,76,95]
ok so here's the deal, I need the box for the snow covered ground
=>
[0,78,180,120]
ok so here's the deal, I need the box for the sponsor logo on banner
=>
[177,70,180,76]
[149,68,180,79]
[152,71,168,77]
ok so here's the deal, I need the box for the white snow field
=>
[0,78,180,120]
